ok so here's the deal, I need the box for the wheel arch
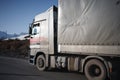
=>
[82,56,111,78]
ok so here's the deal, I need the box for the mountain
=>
[0,31,28,40]
[10,34,29,40]
[0,31,7,39]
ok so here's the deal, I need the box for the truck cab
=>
[29,6,58,70]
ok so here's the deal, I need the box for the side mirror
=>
[29,26,32,35]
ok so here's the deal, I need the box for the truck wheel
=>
[36,55,46,71]
[84,59,106,80]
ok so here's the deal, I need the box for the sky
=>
[0,0,58,34]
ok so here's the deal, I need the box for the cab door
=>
[30,23,40,49]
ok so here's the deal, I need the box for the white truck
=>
[29,0,120,80]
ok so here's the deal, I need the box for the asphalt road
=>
[0,56,87,80]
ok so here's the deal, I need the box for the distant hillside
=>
[9,34,29,40]
[0,31,28,40]
[0,31,7,39]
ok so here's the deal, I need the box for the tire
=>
[36,55,46,71]
[84,59,107,80]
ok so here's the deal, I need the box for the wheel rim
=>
[89,65,101,77]
[38,58,44,68]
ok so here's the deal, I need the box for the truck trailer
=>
[29,0,120,80]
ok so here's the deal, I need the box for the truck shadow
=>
[46,68,84,75]
[47,69,120,80]
[0,72,41,77]
[111,70,120,80]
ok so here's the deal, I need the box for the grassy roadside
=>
[0,39,29,58]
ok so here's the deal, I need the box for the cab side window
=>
[32,28,37,35]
